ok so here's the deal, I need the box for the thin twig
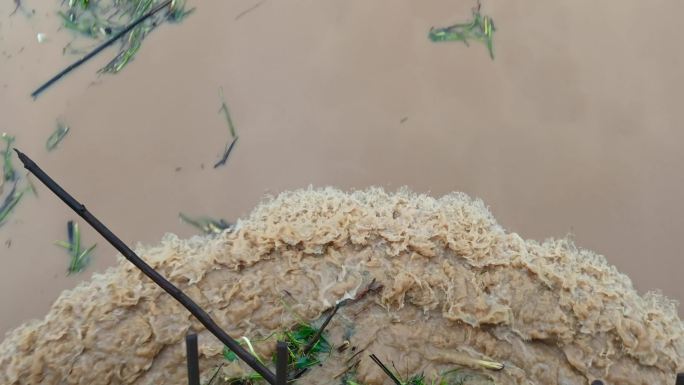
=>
[291,303,341,380]
[186,334,200,385]
[213,136,239,168]
[207,363,225,385]
[235,0,266,21]
[30,0,172,99]
[369,354,402,385]
[10,0,20,16]
[275,341,288,385]
[303,304,339,355]
[346,348,365,364]
[14,148,277,385]
[333,359,360,379]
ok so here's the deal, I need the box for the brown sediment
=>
[0,187,682,385]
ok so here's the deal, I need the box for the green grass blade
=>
[218,87,237,138]
[46,122,70,151]
[0,187,24,226]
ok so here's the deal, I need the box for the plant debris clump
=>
[58,0,195,73]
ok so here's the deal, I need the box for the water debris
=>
[46,122,70,151]
[1,133,17,183]
[0,177,36,227]
[219,320,332,384]
[213,136,238,169]
[15,147,278,385]
[428,0,496,59]
[218,87,237,139]
[206,363,225,385]
[235,0,266,21]
[31,0,193,98]
[179,212,232,235]
[10,0,21,16]
[354,361,495,385]
[369,354,402,385]
[291,304,340,379]
[215,87,239,168]
[54,220,96,274]
[0,136,37,227]
[0,182,20,227]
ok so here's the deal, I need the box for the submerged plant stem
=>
[46,123,70,151]
[218,87,237,139]
[428,1,496,59]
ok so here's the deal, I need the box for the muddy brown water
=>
[0,0,683,341]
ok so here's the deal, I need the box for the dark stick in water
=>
[291,303,341,379]
[30,0,172,99]
[275,341,288,385]
[13,148,277,385]
[214,136,238,168]
[10,0,20,16]
[206,363,225,385]
[369,354,402,385]
[186,334,200,385]
[303,303,339,355]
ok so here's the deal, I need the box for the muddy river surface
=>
[0,0,683,348]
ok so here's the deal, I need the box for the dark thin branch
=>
[186,334,200,385]
[346,348,365,364]
[275,341,288,385]
[303,303,339,355]
[234,0,266,21]
[213,136,239,168]
[369,354,402,385]
[290,303,341,380]
[14,148,277,385]
[30,0,172,99]
[10,0,20,16]
[207,363,225,385]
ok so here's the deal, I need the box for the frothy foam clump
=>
[0,187,682,385]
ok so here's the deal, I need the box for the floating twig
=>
[235,0,266,21]
[275,341,288,385]
[213,136,238,169]
[303,304,339,355]
[369,354,402,385]
[206,363,225,385]
[46,122,70,151]
[186,334,200,385]
[14,148,278,385]
[291,303,341,379]
[10,0,21,16]
[31,0,173,99]
[218,87,237,139]
[346,348,366,364]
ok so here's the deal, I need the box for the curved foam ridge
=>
[0,187,682,384]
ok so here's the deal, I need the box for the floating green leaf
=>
[1,133,16,183]
[55,220,96,274]
[428,1,496,59]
